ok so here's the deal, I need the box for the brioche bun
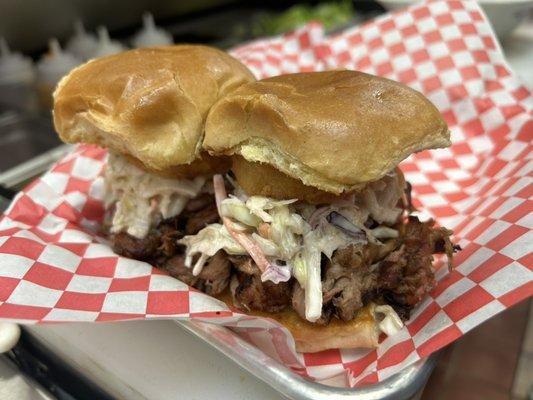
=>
[53,45,255,173]
[204,70,449,194]
[124,153,230,180]
[257,305,380,353]
[232,156,343,204]
[233,156,407,204]
[218,291,379,352]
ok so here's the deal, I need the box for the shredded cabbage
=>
[192,253,209,276]
[180,192,383,322]
[245,196,297,222]
[292,253,307,288]
[300,232,322,322]
[371,226,399,239]
[178,223,245,268]
[220,197,262,227]
[250,233,279,256]
[105,152,205,239]
[314,223,355,259]
[261,260,292,284]
[270,206,303,259]
[374,304,404,336]
[214,176,281,279]
[360,173,404,225]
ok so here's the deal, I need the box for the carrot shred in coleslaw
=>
[213,175,273,276]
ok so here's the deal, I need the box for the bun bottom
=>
[232,156,345,204]
[217,291,380,353]
[261,306,380,353]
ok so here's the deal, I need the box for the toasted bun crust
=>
[53,45,255,171]
[218,291,379,353]
[204,71,449,194]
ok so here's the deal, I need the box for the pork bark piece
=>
[377,216,457,318]
[185,204,220,235]
[111,231,162,260]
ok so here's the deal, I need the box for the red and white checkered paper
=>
[0,0,531,388]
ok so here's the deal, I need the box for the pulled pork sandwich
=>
[53,45,255,295]
[180,70,460,352]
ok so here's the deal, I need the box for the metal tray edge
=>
[176,320,438,400]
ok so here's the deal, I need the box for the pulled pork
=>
[163,251,231,296]
[321,247,378,323]
[110,192,231,297]
[379,217,450,307]
[110,188,459,325]
[230,256,293,313]
[341,217,455,322]
[290,216,458,323]
[181,193,219,235]
[226,215,458,323]
[111,231,162,261]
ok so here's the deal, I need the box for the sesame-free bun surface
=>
[53,45,255,171]
[204,71,449,194]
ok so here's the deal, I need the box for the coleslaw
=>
[104,152,206,239]
[179,171,405,322]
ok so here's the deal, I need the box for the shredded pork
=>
[162,251,231,296]
[108,171,460,327]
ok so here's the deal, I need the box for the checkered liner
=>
[0,0,531,387]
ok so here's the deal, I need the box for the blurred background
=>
[0,1,531,399]
[1,0,532,114]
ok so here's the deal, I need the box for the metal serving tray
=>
[0,125,438,400]
[177,320,437,400]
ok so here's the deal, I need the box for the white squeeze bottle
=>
[36,39,81,111]
[66,20,98,61]
[131,12,173,48]
[0,38,37,111]
[91,26,126,58]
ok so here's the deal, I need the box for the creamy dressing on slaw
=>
[104,152,206,239]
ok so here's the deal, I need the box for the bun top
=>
[204,70,450,194]
[53,45,255,171]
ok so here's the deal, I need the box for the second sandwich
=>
[183,70,460,352]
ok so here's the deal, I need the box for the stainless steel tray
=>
[177,320,438,400]
[0,137,438,400]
